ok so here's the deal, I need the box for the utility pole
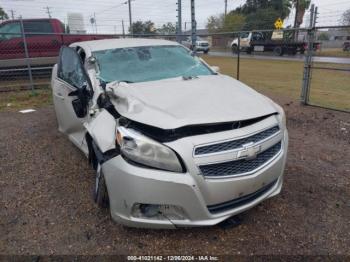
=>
[313,6,318,27]
[122,20,125,37]
[128,0,133,35]
[293,0,299,40]
[94,13,97,34]
[224,0,228,16]
[44,6,52,18]
[176,0,182,42]
[10,10,15,20]
[190,0,197,54]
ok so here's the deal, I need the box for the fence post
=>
[19,18,35,94]
[301,4,315,105]
[190,0,197,55]
[237,34,240,80]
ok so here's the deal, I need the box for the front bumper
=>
[102,127,288,229]
[196,46,210,52]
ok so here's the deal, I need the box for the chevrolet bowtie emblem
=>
[237,142,261,160]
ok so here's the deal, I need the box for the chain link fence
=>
[302,25,350,112]
[0,23,349,112]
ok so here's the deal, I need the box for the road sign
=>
[274,18,283,30]
[272,30,283,40]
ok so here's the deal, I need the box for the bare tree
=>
[342,9,350,26]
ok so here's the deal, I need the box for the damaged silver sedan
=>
[52,39,288,228]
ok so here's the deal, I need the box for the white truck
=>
[182,36,210,54]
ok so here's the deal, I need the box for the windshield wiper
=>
[117,80,134,83]
[182,75,198,80]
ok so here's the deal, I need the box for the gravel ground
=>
[0,95,349,256]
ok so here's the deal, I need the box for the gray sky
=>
[1,0,349,33]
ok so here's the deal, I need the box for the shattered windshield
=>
[93,45,214,83]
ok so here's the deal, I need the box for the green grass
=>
[0,89,52,112]
[315,48,350,58]
[202,55,350,111]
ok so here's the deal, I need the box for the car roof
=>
[72,38,181,53]
[0,18,60,24]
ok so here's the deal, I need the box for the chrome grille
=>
[199,142,282,178]
[194,126,280,156]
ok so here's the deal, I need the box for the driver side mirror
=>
[87,56,97,65]
[69,84,91,118]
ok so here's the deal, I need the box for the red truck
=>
[0,18,115,67]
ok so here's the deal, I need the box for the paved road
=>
[208,51,350,64]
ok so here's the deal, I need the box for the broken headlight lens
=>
[116,127,184,173]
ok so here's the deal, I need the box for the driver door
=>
[52,46,92,151]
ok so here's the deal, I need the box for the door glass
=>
[0,22,21,40]
[58,47,89,89]
[23,21,53,34]
[240,32,249,39]
[252,33,263,41]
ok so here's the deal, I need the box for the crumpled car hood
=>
[109,75,277,129]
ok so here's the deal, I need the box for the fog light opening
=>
[140,204,161,218]
[131,203,187,220]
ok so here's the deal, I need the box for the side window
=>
[23,21,53,34]
[0,22,21,40]
[58,47,89,89]
[252,33,263,41]
[240,32,249,39]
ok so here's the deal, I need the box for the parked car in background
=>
[182,36,210,53]
[343,42,350,51]
[231,31,320,56]
[52,38,288,228]
[0,18,114,67]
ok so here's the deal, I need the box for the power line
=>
[44,6,52,18]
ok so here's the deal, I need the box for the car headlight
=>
[274,103,287,127]
[116,127,184,173]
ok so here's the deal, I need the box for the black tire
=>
[204,50,209,54]
[273,46,284,56]
[246,48,252,54]
[231,45,238,54]
[94,164,110,209]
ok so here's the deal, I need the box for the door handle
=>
[54,92,64,100]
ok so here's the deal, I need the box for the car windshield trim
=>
[92,45,214,84]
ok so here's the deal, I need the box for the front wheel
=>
[231,45,238,54]
[204,50,209,54]
[273,46,284,56]
[94,163,109,209]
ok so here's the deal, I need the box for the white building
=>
[67,13,86,34]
